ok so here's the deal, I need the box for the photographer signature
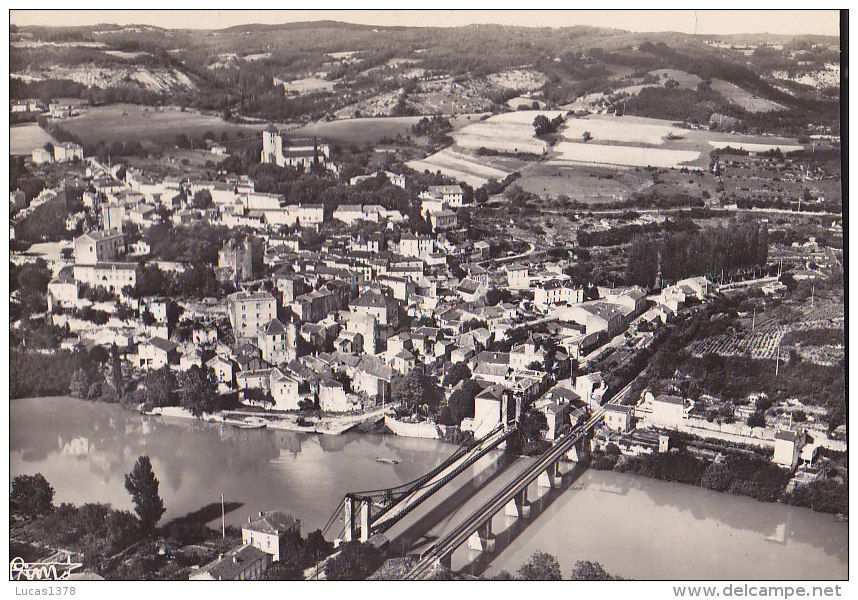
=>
[9,557,83,581]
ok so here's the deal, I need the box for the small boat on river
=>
[376,457,399,465]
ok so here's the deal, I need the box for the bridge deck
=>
[372,426,514,533]
[405,409,605,579]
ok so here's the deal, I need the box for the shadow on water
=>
[458,459,591,578]
[387,451,517,557]
[164,501,245,528]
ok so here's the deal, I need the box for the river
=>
[10,397,847,579]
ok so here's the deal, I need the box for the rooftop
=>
[148,337,179,353]
[194,544,269,581]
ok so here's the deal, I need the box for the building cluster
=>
[27,142,727,427]
[190,510,301,581]
[17,123,827,485]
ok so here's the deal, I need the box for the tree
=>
[447,379,483,424]
[486,570,517,580]
[263,561,302,580]
[520,410,548,442]
[192,189,213,210]
[107,344,125,398]
[143,366,178,409]
[392,371,442,413]
[179,366,218,418]
[569,560,616,580]
[582,131,593,142]
[443,362,471,388]
[517,551,562,580]
[11,473,55,516]
[69,368,91,399]
[301,529,334,567]
[325,541,383,580]
[124,455,166,533]
[747,410,766,428]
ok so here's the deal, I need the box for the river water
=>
[10,397,847,580]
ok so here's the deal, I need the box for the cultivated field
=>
[507,97,544,109]
[708,140,805,153]
[407,148,510,187]
[282,77,336,93]
[288,116,424,145]
[10,123,56,156]
[553,141,701,169]
[560,115,679,145]
[688,330,787,360]
[451,110,564,154]
[56,104,264,145]
[515,163,644,202]
[649,69,703,88]
[709,78,785,113]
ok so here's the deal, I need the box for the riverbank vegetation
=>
[10,466,336,580]
[486,552,621,580]
[590,448,847,515]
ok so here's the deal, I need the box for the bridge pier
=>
[504,487,532,518]
[467,519,496,552]
[343,496,356,542]
[359,498,371,543]
[537,460,563,488]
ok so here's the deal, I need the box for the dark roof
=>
[476,384,507,401]
[775,429,800,442]
[50,266,75,284]
[654,394,685,406]
[243,511,301,536]
[351,290,389,309]
[148,337,178,352]
[262,319,287,336]
[457,278,482,294]
[195,544,269,581]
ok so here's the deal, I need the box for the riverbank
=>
[147,404,391,436]
[590,448,848,516]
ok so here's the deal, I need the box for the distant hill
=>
[9,22,840,135]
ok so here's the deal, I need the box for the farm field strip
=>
[688,330,787,359]
[559,116,677,145]
[411,149,510,178]
[708,140,804,153]
[10,123,57,155]
[56,104,264,145]
[552,141,701,169]
[408,146,511,186]
[449,110,567,155]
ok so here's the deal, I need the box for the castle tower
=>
[286,316,298,363]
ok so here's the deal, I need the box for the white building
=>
[227,291,277,339]
[53,142,84,163]
[261,129,332,171]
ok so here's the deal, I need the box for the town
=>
[8,12,845,584]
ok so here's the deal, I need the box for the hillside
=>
[9,22,840,135]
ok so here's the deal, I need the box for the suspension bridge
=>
[320,424,517,544]
[403,407,605,579]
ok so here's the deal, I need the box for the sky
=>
[10,8,841,37]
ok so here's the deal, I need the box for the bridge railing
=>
[406,411,604,579]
